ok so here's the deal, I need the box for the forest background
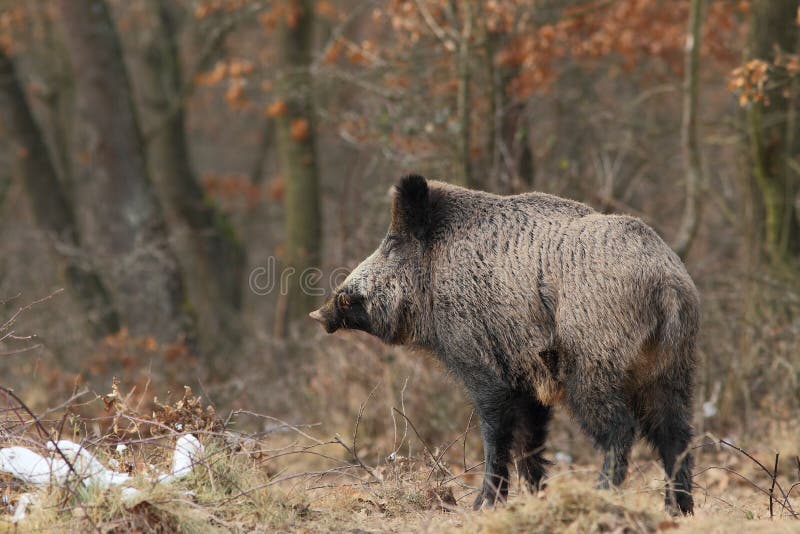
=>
[1,1,800,530]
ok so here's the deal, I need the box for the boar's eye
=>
[384,234,401,255]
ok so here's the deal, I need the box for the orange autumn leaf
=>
[290,118,310,141]
[195,62,227,86]
[729,59,769,107]
[259,6,282,30]
[266,99,287,117]
[316,0,339,20]
[141,336,158,352]
[224,80,247,107]
[0,35,11,54]
[323,40,344,64]
[286,4,303,29]
[195,4,213,19]
[228,59,254,77]
[347,48,368,66]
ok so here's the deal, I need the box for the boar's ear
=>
[391,174,430,240]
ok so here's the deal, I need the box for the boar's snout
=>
[309,299,341,333]
[309,290,372,335]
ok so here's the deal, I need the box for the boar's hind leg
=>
[637,380,694,515]
[565,366,636,489]
[513,394,552,491]
[470,387,515,510]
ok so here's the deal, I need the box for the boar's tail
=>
[654,277,700,372]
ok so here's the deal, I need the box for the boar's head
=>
[309,174,435,345]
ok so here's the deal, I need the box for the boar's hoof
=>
[666,490,694,516]
[472,484,507,510]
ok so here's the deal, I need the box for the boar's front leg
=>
[469,385,515,510]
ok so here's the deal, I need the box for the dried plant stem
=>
[770,452,780,519]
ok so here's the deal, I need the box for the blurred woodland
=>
[0,0,799,450]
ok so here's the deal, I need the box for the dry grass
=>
[4,447,800,533]
[2,380,800,534]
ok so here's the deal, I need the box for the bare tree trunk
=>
[483,13,534,195]
[673,0,704,260]
[485,28,500,191]
[275,0,322,333]
[250,119,274,184]
[57,0,192,343]
[499,90,534,194]
[456,0,475,188]
[0,47,119,337]
[135,0,245,360]
[28,0,75,196]
[747,0,800,265]
[517,121,535,191]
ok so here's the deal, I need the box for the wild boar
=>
[310,174,699,515]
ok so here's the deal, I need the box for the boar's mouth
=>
[309,292,371,335]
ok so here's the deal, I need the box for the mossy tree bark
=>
[274,0,322,335]
[57,0,192,343]
[135,0,245,360]
[747,0,800,265]
[0,47,120,337]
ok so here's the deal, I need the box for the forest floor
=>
[5,451,800,533]
[2,387,800,533]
